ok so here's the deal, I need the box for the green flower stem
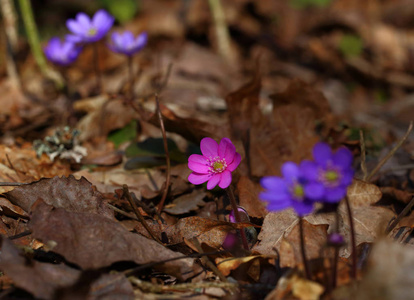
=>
[18,0,63,88]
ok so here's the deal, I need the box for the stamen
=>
[207,156,227,174]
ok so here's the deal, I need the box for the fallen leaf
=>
[29,200,198,280]
[237,176,268,218]
[0,197,28,218]
[164,190,206,215]
[5,175,113,218]
[347,179,382,206]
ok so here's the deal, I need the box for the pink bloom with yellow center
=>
[188,137,241,190]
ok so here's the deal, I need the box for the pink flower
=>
[188,137,241,190]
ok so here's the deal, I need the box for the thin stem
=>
[345,196,357,279]
[331,210,340,288]
[226,187,249,250]
[299,217,311,280]
[366,121,413,181]
[93,42,102,94]
[155,93,171,214]
[127,55,134,101]
[386,196,414,234]
[18,0,63,88]
[360,130,368,181]
[123,185,162,244]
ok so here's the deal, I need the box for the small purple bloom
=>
[301,142,354,203]
[260,162,315,216]
[44,37,82,66]
[109,31,147,56]
[66,9,114,43]
[327,233,345,247]
[188,137,241,190]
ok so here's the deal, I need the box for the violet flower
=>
[66,9,114,43]
[44,37,82,66]
[300,142,354,203]
[260,162,315,216]
[109,31,147,56]
[188,137,241,190]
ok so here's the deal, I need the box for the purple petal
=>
[340,171,353,186]
[188,161,210,173]
[218,170,232,189]
[134,32,148,49]
[332,147,353,169]
[188,173,210,185]
[325,186,346,202]
[66,34,83,43]
[67,19,85,35]
[300,160,319,181]
[259,191,290,202]
[291,200,314,216]
[207,174,221,190]
[304,183,324,200]
[218,138,236,163]
[122,31,134,44]
[76,12,91,28]
[260,176,286,193]
[313,142,332,167]
[281,162,299,182]
[92,9,113,28]
[227,153,241,172]
[200,137,218,157]
[266,200,291,211]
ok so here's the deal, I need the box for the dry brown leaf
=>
[215,256,262,277]
[29,200,198,280]
[164,190,206,215]
[5,175,113,218]
[347,179,382,207]
[0,197,28,218]
[237,176,268,218]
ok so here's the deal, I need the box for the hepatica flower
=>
[44,37,82,66]
[301,142,353,203]
[66,9,114,43]
[109,31,147,56]
[188,137,241,190]
[260,162,315,216]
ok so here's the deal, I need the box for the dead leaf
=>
[5,175,113,218]
[29,200,198,280]
[0,197,28,218]
[164,190,206,215]
[215,256,262,277]
[237,176,268,218]
[347,179,382,207]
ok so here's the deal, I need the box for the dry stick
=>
[299,217,311,280]
[386,196,414,234]
[331,211,340,289]
[360,130,368,181]
[155,64,173,214]
[344,196,357,279]
[123,185,162,244]
[93,42,102,94]
[0,182,24,186]
[226,187,249,250]
[366,121,413,181]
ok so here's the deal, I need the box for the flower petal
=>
[66,19,85,35]
[218,138,236,163]
[92,9,113,28]
[76,12,91,28]
[300,160,319,181]
[207,174,221,190]
[188,173,210,185]
[340,171,353,186]
[188,154,208,164]
[200,137,218,157]
[65,34,83,43]
[218,170,232,189]
[259,191,290,202]
[332,147,353,168]
[266,200,291,212]
[325,187,346,202]
[281,162,299,182]
[260,176,286,192]
[227,152,241,172]
[188,161,210,173]
[304,183,324,200]
[313,142,332,167]
[291,200,314,216]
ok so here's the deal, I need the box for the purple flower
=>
[188,137,241,190]
[108,31,147,56]
[66,9,114,43]
[260,162,315,216]
[44,37,82,66]
[301,142,354,203]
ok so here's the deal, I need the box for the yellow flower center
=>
[88,28,97,36]
[208,156,227,174]
[293,184,304,198]
[325,170,339,182]
[213,161,224,171]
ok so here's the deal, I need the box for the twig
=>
[123,184,162,244]
[386,196,414,234]
[344,196,357,279]
[299,217,311,280]
[189,237,228,282]
[8,230,31,240]
[107,203,137,220]
[366,121,413,181]
[360,130,368,181]
[208,0,233,64]
[0,182,25,186]
[18,0,63,88]
[226,187,249,250]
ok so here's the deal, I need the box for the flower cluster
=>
[188,137,241,190]
[259,142,354,216]
[44,9,147,66]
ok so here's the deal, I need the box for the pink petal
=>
[188,154,208,164]
[188,173,210,185]
[200,138,218,157]
[188,161,210,173]
[207,174,221,190]
[227,153,241,172]
[218,138,236,163]
[218,170,232,189]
